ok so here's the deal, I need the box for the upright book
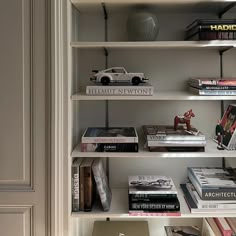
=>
[215,104,236,150]
[71,158,83,212]
[92,158,112,211]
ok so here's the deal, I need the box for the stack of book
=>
[143,125,206,152]
[202,217,236,236]
[188,78,236,95]
[181,167,236,214]
[128,175,180,216]
[81,127,139,152]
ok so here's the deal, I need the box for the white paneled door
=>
[0,0,49,235]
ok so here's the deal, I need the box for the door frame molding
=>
[50,0,69,235]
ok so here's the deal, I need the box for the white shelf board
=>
[71,188,236,218]
[71,140,236,158]
[71,91,236,101]
[71,41,236,49]
[71,1,236,14]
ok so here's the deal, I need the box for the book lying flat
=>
[86,83,154,96]
[189,86,236,95]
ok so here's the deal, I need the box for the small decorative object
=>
[90,67,148,85]
[174,109,195,131]
[215,119,224,150]
[127,7,159,41]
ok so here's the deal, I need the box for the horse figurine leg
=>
[186,120,190,131]
[174,116,179,130]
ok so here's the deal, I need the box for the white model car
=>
[90,67,148,85]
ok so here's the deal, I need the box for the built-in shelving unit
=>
[67,0,236,235]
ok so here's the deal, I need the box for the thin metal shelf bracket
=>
[218,3,236,19]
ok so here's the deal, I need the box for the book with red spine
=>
[214,217,232,236]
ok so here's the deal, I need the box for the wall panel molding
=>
[0,0,33,190]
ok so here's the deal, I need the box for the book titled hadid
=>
[86,83,154,96]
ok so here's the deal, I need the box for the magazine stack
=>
[128,175,180,216]
[181,167,236,214]
[188,78,236,96]
[143,125,206,152]
[81,127,139,152]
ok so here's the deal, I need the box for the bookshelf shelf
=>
[71,188,236,218]
[71,41,236,50]
[71,91,236,101]
[71,140,236,158]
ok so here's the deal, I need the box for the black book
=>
[129,193,177,203]
[129,198,180,211]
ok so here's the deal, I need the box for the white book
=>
[81,127,138,143]
[86,83,154,96]
[189,86,236,95]
[129,175,177,194]
[147,140,206,147]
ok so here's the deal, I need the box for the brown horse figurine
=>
[174,109,195,131]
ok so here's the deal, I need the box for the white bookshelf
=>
[67,0,236,235]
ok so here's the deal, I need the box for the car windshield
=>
[111,68,125,73]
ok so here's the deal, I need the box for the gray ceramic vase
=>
[127,9,159,41]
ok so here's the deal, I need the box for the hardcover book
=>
[164,226,200,236]
[206,218,222,236]
[92,158,112,211]
[187,167,236,200]
[81,143,138,152]
[214,218,232,236]
[81,127,138,143]
[86,83,154,96]
[189,86,236,96]
[189,77,236,87]
[143,125,206,143]
[80,158,96,211]
[129,175,177,195]
[71,158,83,212]
[215,104,236,150]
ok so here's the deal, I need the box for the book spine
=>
[84,166,93,212]
[129,193,177,202]
[129,211,181,216]
[92,160,111,211]
[225,218,236,236]
[190,86,236,95]
[206,218,222,236]
[82,137,138,144]
[202,189,236,201]
[129,202,180,211]
[86,86,154,96]
[200,85,236,90]
[214,218,232,236]
[147,141,206,147]
[200,24,236,31]
[71,166,80,212]
[147,134,205,141]
[81,143,139,152]
[79,166,84,211]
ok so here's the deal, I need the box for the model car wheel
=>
[132,77,141,85]
[101,76,110,85]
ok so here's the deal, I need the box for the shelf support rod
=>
[102,3,110,187]
[218,3,236,19]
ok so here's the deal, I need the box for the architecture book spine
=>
[86,85,154,96]
[81,143,139,152]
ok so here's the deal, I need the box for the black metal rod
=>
[219,3,236,19]
[222,157,226,169]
